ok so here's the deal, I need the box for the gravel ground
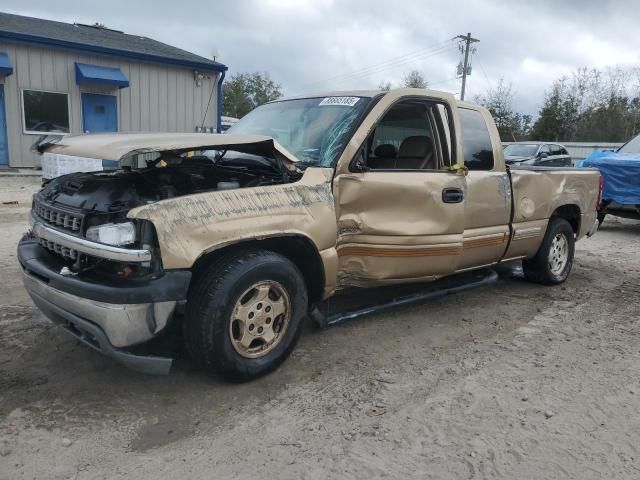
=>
[0,176,639,479]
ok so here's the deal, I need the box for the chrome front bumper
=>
[23,270,177,348]
[18,224,191,375]
[23,270,175,374]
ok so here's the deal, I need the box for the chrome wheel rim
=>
[229,281,290,359]
[548,233,569,275]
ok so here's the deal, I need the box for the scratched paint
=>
[496,174,511,200]
[128,168,338,271]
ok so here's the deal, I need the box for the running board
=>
[311,268,498,328]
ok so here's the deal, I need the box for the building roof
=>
[0,12,226,72]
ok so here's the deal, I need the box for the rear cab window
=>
[550,144,563,156]
[458,108,494,170]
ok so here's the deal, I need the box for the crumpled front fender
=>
[127,168,338,271]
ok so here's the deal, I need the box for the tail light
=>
[596,175,604,210]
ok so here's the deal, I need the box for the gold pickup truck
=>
[19,88,601,380]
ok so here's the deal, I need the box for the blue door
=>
[0,85,8,166]
[81,93,117,133]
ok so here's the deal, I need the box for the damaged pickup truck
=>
[19,89,602,380]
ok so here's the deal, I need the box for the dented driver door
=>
[332,93,466,287]
[334,171,466,286]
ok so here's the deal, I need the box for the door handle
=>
[442,188,464,203]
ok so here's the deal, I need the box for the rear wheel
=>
[184,251,308,381]
[523,217,575,285]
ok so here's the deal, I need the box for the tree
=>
[402,70,428,89]
[528,66,640,142]
[222,72,282,118]
[377,80,392,91]
[530,78,579,141]
[475,79,531,141]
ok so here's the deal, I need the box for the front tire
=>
[184,251,308,381]
[523,217,575,285]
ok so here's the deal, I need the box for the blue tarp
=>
[0,52,13,76]
[75,63,129,88]
[581,150,640,205]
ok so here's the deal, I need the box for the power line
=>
[475,54,493,91]
[429,77,460,88]
[303,40,450,87]
[328,44,458,88]
[300,40,455,90]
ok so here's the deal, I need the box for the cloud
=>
[2,0,638,116]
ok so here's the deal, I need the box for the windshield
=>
[227,96,370,167]
[619,133,640,154]
[503,144,539,157]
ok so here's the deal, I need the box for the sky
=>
[3,0,639,116]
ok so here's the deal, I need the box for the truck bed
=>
[509,166,599,232]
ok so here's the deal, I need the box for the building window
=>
[22,89,70,134]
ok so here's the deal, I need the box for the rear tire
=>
[523,217,575,285]
[184,250,308,381]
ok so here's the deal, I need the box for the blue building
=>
[0,12,227,168]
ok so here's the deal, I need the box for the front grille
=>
[38,238,78,260]
[33,198,83,233]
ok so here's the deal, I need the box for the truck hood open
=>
[34,132,300,166]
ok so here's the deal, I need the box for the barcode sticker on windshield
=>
[318,96,360,107]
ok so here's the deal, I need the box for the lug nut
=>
[249,324,255,331]
[256,303,262,310]
[266,318,271,324]
[248,312,254,319]
[257,327,263,334]
[265,306,271,313]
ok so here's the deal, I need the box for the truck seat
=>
[395,136,434,169]
[368,144,397,169]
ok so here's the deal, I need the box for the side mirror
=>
[538,152,548,158]
[349,148,368,172]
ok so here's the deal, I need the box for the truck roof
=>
[278,88,461,104]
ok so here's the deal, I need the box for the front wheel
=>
[184,251,308,381]
[523,217,575,285]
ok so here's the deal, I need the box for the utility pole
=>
[455,33,479,101]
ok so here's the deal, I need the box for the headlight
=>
[86,222,136,246]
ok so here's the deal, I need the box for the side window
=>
[561,147,569,156]
[458,108,494,170]
[539,144,550,155]
[367,100,447,170]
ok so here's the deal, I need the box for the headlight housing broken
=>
[86,222,136,246]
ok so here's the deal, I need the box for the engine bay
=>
[31,151,302,276]
[37,152,301,219]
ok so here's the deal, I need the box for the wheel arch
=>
[551,204,581,235]
[190,235,326,305]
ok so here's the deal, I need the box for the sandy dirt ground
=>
[1,175,639,479]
